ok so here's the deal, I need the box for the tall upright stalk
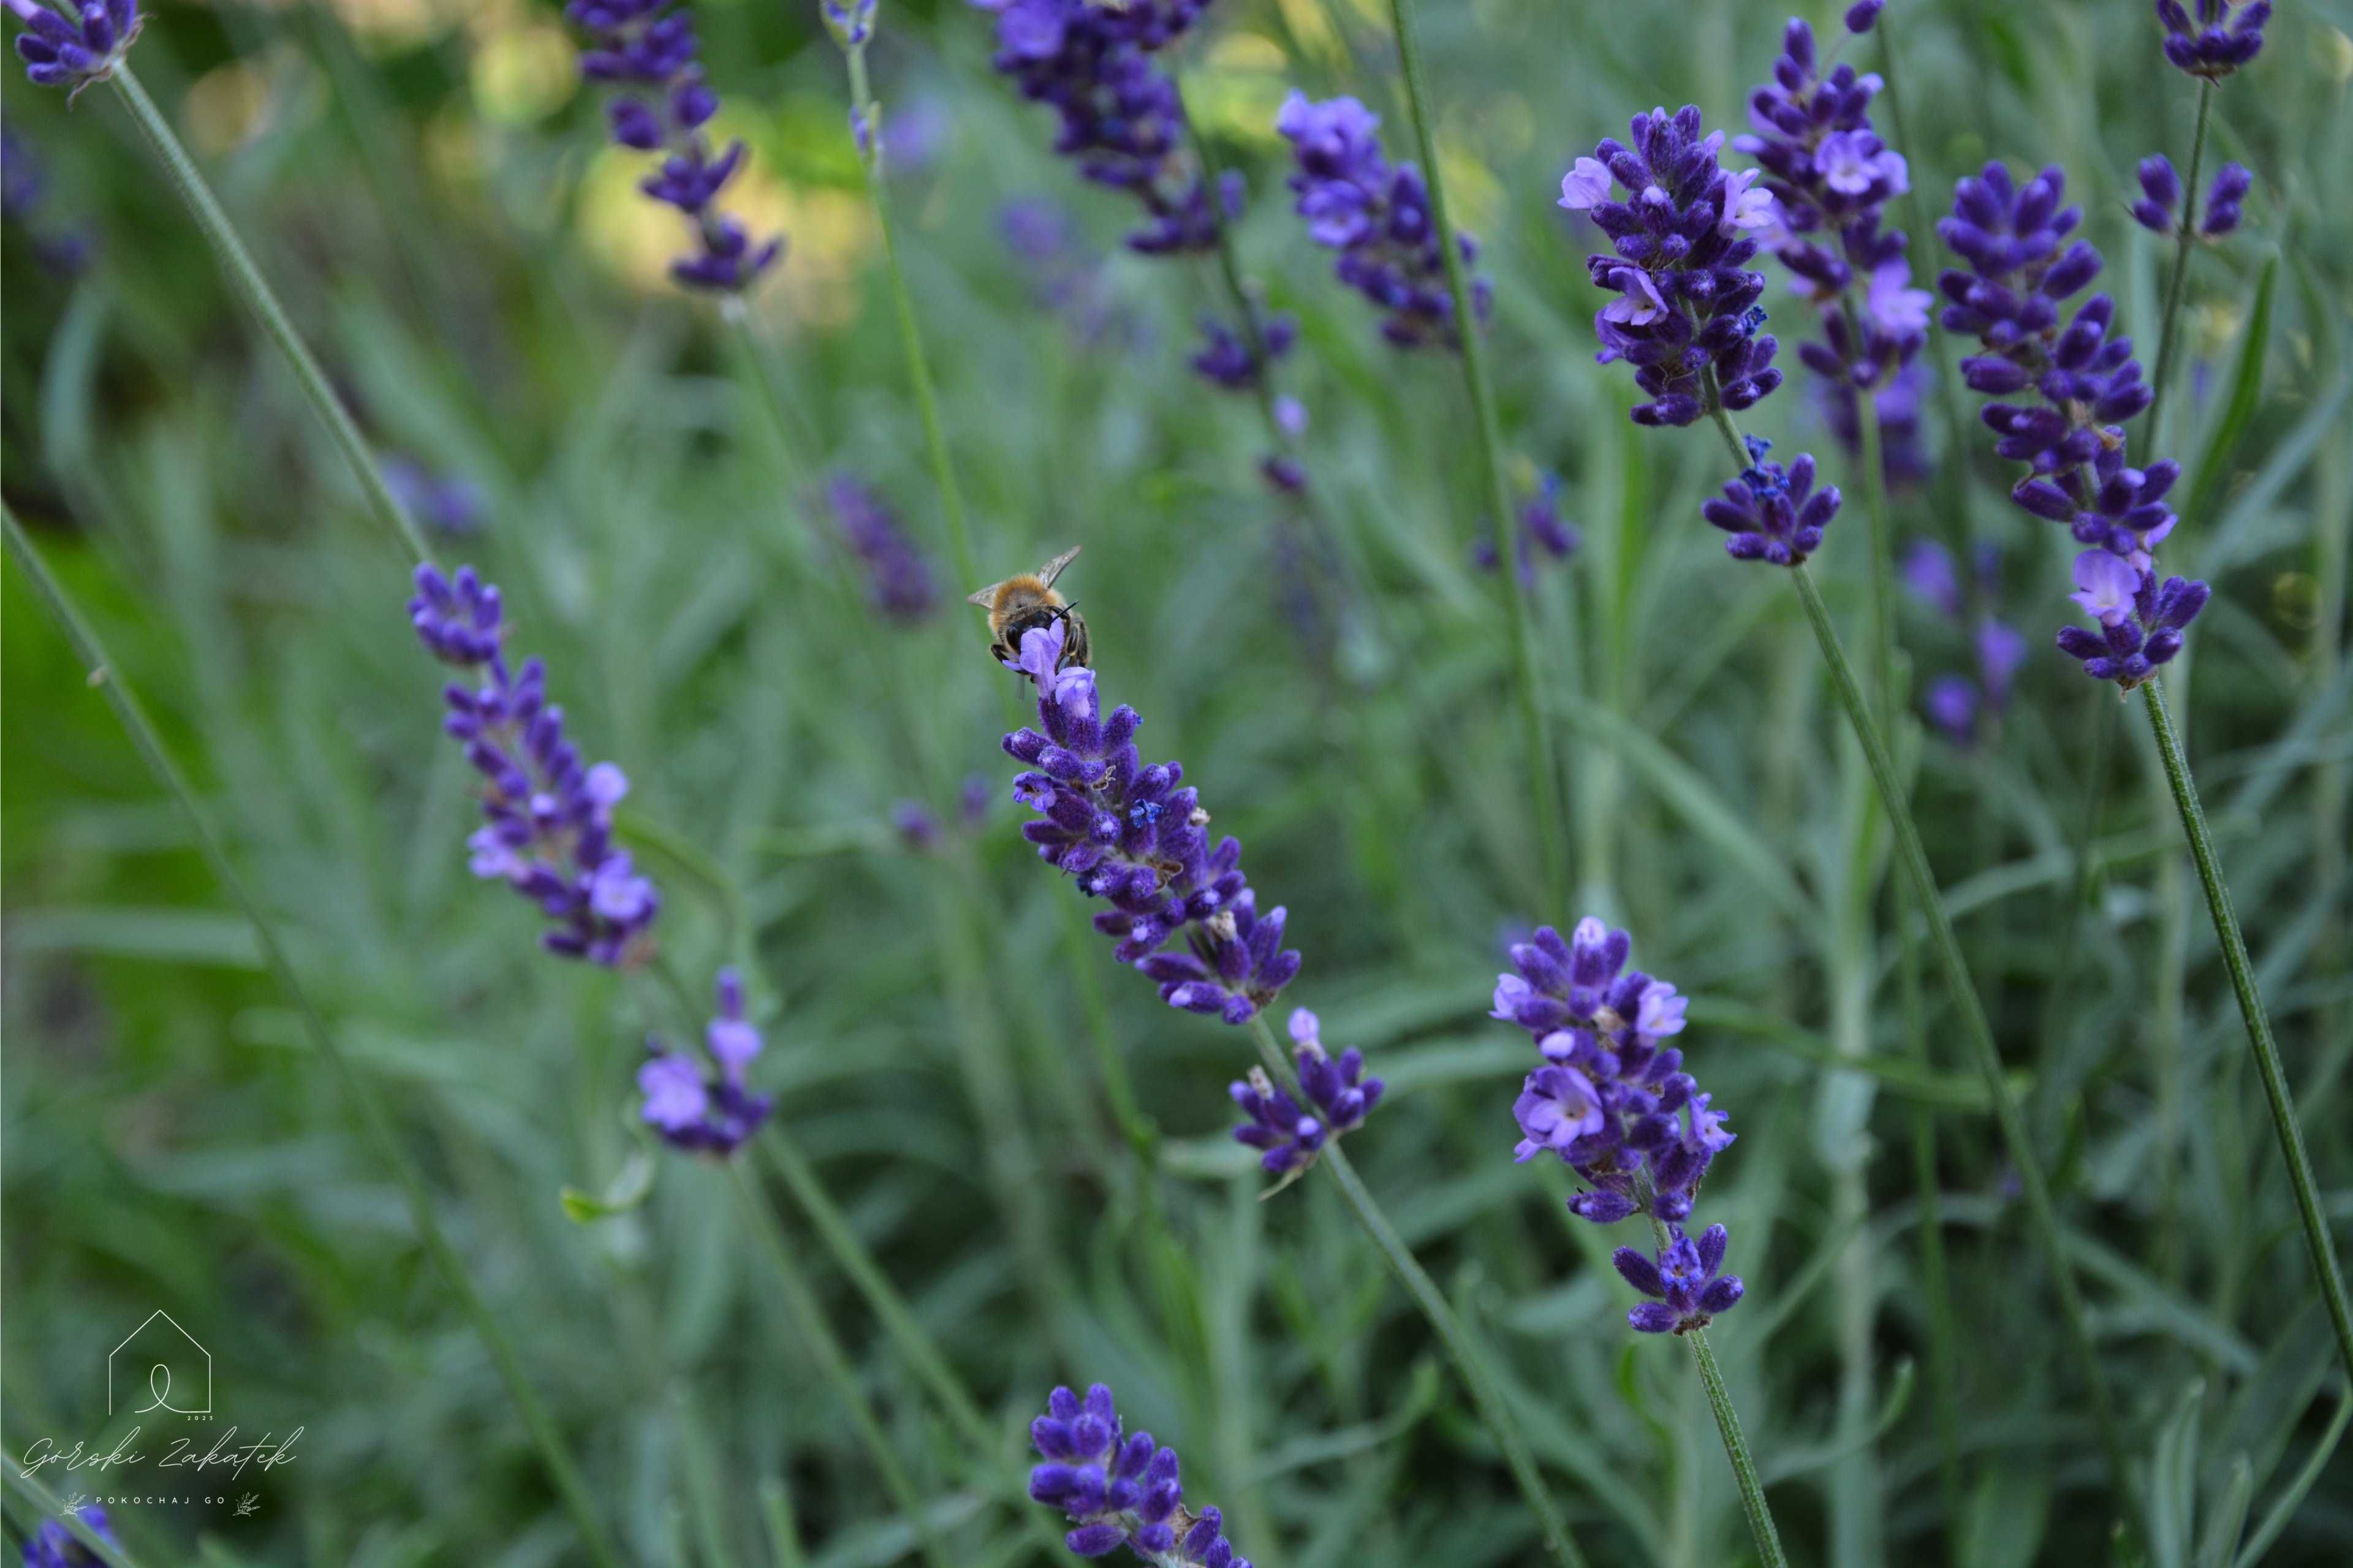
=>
[2148,80,2216,450]
[1246,1017,1590,1567]
[4,509,624,1568]
[1699,400,2137,1520]
[2140,680,2353,1381]
[1382,0,1568,907]
[1854,389,1962,1529]
[106,64,430,566]
[730,1165,955,1568]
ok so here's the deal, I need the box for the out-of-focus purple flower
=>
[892,800,939,849]
[1028,1384,1254,1564]
[1615,1223,1745,1334]
[1978,615,2028,703]
[564,1,781,292]
[1280,91,1490,350]
[998,199,1143,349]
[1844,0,1885,31]
[1230,1007,1383,1180]
[1559,105,1780,424]
[7,0,137,94]
[1189,311,1296,392]
[1,116,91,275]
[2155,1,2268,80]
[1472,472,1582,580]
[2132,154,2253,238]
[1001,619,1300,1025]
[820,0,877,48]
[382,456,488,538]
[1491,916,1735,1226]
[408,564,661,964]
[1901,539,1965,618]
[638,966,771,1156]
[978,0,1229,256]
[1923,674,1980,744]
[1736,17,1930,473]
[826,474,937,623]
[20,1504,118,1568]
[960,771,993,826]
[2056,551,2208,690]
[1702,437,1840,566]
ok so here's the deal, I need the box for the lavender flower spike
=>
[1229,1007,1384,1183]
[1702,436,1841,566]
[827,474,937,623]
[1278,91,1491,349]
[564,1,782,291]
[1001,619,1300,1025]
[1615,1223,1745,1335]
[1029,1384,1254,1564]
[638,966,772,1156]
[2131,154,2253,238]
[20,1504,118,1568]
[2056,550,2209,691]
[409,564,662,964]
[1558,105,1780,425]
[7,0,138,95]
[2155,1,2268,80]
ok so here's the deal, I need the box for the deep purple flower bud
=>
[9,0,138,93]
[2132,153,2181,233]
[1189,311,1296,392]
[382,455,488,537]
[2156,0,2269,80]
[1702,441,1840,566]
[2200,162,2251,235]
[2056,550,2208,689]
[1844,0,1884,31]
[1026,1384,1257,1567]
[825,474,936,623]
[1229,1008,1384,1182]
[1617,1223,1745,1333]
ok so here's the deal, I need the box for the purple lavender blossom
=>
[1901,538,1964,619]
[1029,1384,1254,1564]
[1702,437,1840,566]
[1904,540,2027,743]
[638,967,771,1156]
[1189,311,1297,392]
[2132,155,2253,238]
[1278,92,1490,350]
[7,0,136,94]
[2056,550,2210,691]
[2155,1,2268,80]
[409,564,661,964]
[1472,473,1582,579]
[1229,1007,1384,1180]
[892,800,939,849]
[564,1,781,292]
[826,474,937,623]
[1615,1223,1745,1335]
[1734,16,1933,478]
[998,199,1143,349]
[382,456,488,538]
[1939,161,2213,682]
[1492,917,1738,1227]
[976,0,1230,256]
[1001,619,1299,1025]
[1558,106,1780,424]
[20,1505,118,1568]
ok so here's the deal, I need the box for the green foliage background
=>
[4,0,2349,1563]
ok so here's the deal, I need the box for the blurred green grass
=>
[4,0,2351,1564]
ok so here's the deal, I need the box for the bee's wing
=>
[1036,544,1083,590]
[965,578,1010,608]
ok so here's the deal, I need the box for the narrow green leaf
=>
[2185,255,2278,526]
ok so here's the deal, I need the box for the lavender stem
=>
[105,64,430,566]
[4,507,622,1568]
[1382,0,1568,907]
[2148,78,2215,450]
[2140,678,2353,1382]
[1246,1015,1591,1566]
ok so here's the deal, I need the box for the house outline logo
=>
[109,1310,212,1416]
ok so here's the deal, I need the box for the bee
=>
[968,545,1091,671]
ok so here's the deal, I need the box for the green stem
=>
[844,41,979,594]
[4,509,623,1568]
[1,1461,141,1568]
[1688,1330,1790,1568]
[1246,1018,1590,1567]
[1788,560,2134,1520]
[2140,678,2353,1382]
[1854,374,1960,1533]
[730,1164,954,1568]
[2034,686,2115,1121]
[106,64,429,566]
[1382,0,1567,907]
[2148,79,2214,450]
